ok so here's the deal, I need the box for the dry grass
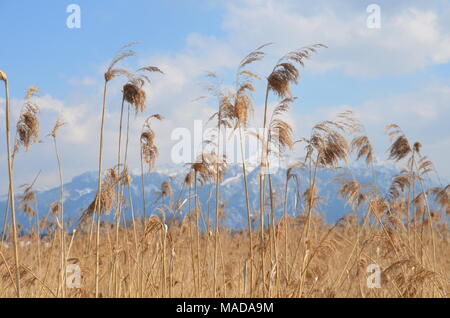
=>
[0,217,448,298]
[0,43,449,299]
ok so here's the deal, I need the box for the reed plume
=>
[203,72,232,296]
[282,161,304,291]
[156,181,173,205]
[267,45,327,98]
[17,171,42,274]
[114,65,162,296]
[2,86,41,244]
[266,97,294,296]
[258,44,326,296]
[123,66,163,114]
[140,114,164,223]
[1,38,449,300]
[297,111,355,296]
[385,124,437,290]
[429,185,449,217]
[15,86,40,152]
[80,169,122,226]
[351,135,373,166]
[48,118,66,297]
[228,43,271,296]
[386,124,412,162]
[94,42,137,297]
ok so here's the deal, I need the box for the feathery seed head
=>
[123,82,147,113]
[25,86,39,99]
[104,42,138,82]
[141,114,163,171]
[413,142,422,153]
[351,135,373,165]
[0,69,7,82]
[79,168,118,224]
[184,171,194,187]
[122,66,163,113]
[161,181,173,199]
[49,118,65,138]
[16,86,41,151]
[307,112,354,167]
[386,124,411,162]
[267,44,326,97]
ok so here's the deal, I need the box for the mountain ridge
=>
[1,160,412,234]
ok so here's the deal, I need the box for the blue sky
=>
[0,0,449,193]
[0,1,223,98]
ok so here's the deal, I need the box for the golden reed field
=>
[0,43,448,298]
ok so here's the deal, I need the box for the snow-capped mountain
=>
[0,162,405,232]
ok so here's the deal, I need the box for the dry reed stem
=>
[2,71,21,297]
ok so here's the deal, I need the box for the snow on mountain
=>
[0,162,409,232]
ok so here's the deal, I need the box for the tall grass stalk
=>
[213,111,222,297]
[94,81,108,298]
[239,127,254,297]
[49,120,65,297]
[1,70,21,298]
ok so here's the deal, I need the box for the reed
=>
[0,43,448,300]
[2,86,40,245]
[93,43,137,297]
[1,69,21,297]
[231,43,271,296]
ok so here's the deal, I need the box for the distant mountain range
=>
[0,162,412,233]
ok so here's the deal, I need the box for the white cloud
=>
[222,0,450,77]
[0,34,236,193]
[1,0,450,194]
[290,82,450,178]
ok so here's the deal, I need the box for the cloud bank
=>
[1,0,449,193]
